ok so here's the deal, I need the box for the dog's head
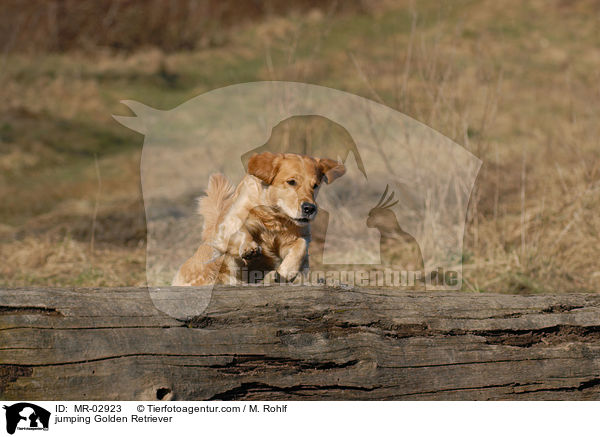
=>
[247,152,346,225]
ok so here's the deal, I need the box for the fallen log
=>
[1,286,600,400]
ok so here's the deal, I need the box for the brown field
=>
[1,0,599,292]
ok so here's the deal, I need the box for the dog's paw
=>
[240,241,262,260]
[263,270,279,285]
[276,266,299,283]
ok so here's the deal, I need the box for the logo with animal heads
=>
[114,81,481,316]
[3,403,50,435]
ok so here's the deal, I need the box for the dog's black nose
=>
[302,202,317,216]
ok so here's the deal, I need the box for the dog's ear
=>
[318,158,346,184]
[248,152,281,184]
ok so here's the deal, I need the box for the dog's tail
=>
[198,173,235,241]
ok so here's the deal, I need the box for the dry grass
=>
[0,234,145,286]
[1,0,600,291]
[0,0,368,53]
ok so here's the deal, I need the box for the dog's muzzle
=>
[301,202,317,219]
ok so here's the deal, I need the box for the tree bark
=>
[2,286,600,400]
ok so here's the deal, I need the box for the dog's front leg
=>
[277,238,308,282]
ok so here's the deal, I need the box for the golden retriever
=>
[172,152,346,286]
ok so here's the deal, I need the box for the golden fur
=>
[172,152,345,286]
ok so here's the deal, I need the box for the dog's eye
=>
[313,184,319,189]
[287,180,296,186]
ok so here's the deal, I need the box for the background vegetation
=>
[1,0,599,292]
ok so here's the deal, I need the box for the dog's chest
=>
[244,208,309,273]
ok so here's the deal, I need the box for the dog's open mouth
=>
[294,218,311,224]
